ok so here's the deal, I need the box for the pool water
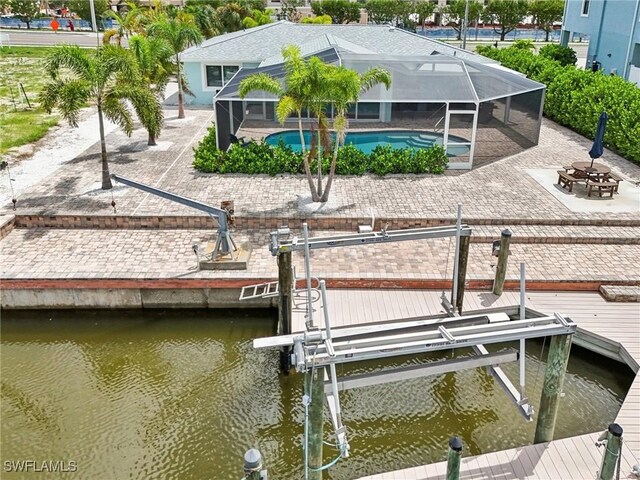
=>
[1,310,633,480]
[265,130,471,156]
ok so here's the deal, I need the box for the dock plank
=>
[289,289,640,480]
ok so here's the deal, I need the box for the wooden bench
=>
[607,172,623,193]
[557,170,582,192]
[587,180,617,197]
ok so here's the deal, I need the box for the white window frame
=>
[581,0,590,17]
[202,64,240,92]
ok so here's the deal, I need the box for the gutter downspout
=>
[623,0,640,79]
[592,0,609,67]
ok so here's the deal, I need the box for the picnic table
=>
[557,162,622,197]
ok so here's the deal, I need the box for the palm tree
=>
[102,1,143,46]
[129,35,174,145]
[39,45,161,190]
[240,46,328,199]
[320,66,390,202]
[239,46,391,202]
[148,12,202,119]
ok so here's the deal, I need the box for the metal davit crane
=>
[112,174,250,269]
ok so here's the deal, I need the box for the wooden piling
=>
[243,448,263,480]
[492,229,512,296]
[598,423,623,480]
[307,366,324,480]
[446,436,463,480]
[534,334,572,444]
[278,252,293,373]
[455,235,470,315]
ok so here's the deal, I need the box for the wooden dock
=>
[291,290,640,480]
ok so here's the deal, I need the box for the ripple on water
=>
[1,313,634,480]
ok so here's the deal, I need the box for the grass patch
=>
[0,46,59,155]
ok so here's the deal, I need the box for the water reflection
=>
[1,310,633,480]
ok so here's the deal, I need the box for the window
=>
[581,0,590,16]
[223,65,239,83]
[205,65,240,88]
[357,103,380,120]
[206,66,222,87]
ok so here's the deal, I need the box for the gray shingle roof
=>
[180,20,498,65]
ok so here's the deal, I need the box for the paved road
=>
[0,29,104,47]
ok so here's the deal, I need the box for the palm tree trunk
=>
[316,129,323,198]
[98,102,113,190]
[148,131,156,146]
[321,132,341,203]
[176,54,185,119]
[297,114,306,154]
[302,154,320,202]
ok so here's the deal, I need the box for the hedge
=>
[192,126,449,176]
[477,46,640,164]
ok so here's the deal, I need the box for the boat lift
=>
[251,209,578,476]
[111,174,245,267]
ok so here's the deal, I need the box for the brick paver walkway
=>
[1,106,639,285]
[2,228,638,283]
[2,107,639,223]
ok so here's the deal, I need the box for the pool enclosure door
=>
[444,107,478,170]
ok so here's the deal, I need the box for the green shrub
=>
[335,143,368,175]
[513,39,535,51]
[192,126,451,175]
[481,46,640,163]
[539,44,577,67]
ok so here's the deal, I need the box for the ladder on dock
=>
[239,281,279,301]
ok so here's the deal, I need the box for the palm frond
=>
[39,79,91,127]
[44,45,93,81]
[239,73,282,99]
[128,87,164,138]
[359,67,392,93]
[275,95,300,125]
[101,96,134,136]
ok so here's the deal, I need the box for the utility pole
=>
[462,0,470,50]
[89,0,99,47]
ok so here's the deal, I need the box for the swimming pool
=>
[264,130,470,156]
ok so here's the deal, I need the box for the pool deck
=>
[291,290,640,480]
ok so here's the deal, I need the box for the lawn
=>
[0,46,59,155]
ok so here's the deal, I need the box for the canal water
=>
[1,309,634,480]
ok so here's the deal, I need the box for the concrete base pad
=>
[199,242,252,270]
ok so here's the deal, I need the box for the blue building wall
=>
[182,62,214,106]
[561,0,640,79]
[183,61,262,106]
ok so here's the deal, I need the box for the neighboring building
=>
[182,21,545,168]
[560,0,640,85]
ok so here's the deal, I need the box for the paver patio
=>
[1,105,639,287]
[1,106,639,223]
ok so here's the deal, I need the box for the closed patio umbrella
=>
[588,112,608,169]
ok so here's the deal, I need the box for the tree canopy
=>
[529,0,564,42]
[310,0,361,24]
[483,0,529,41]
[8,0,39,29]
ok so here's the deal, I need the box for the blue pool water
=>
[265,130,470,156]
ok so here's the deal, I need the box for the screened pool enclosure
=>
[213,48,545,169]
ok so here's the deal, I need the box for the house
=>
[560,0,640,85]
[181,21,546,169]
